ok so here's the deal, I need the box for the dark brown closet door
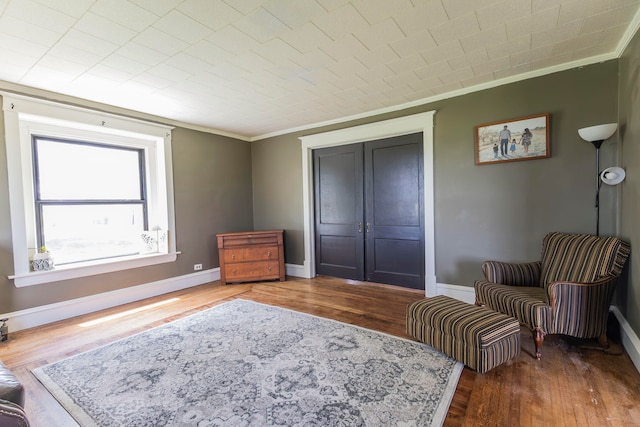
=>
[313,133,424,289]
[364,134,424,289]
[313,143,365,280]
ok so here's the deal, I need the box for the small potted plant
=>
[30,246,54,271]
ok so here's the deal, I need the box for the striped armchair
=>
[474,232,630,359]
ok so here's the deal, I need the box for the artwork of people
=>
[475,114,549,165]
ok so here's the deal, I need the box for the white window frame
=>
[2,93,178,287]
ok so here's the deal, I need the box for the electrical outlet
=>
[194,264,203,271]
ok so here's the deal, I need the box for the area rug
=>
[32,299,462,426]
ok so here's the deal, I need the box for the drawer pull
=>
[268,266,272,271]
[232,269,237,274]
[267,251,272,257]
[231,254,236,260]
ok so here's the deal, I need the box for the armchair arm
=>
[547,275,618,338]
[481,260,542,286]
[0,399,29,427]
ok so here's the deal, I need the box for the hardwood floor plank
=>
[0,277,638,427]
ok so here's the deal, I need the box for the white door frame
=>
[299,111,436,297]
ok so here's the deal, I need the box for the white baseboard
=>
[1,268,220,333]
[611,306,640,374]
[0,264,309,335]
[285,263,306,278]
[435,282,476,304]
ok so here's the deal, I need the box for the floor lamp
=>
[577,123,621,236]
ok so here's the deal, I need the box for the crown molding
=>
[615,5,640,57]
[251,52,618,141]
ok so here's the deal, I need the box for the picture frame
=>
[475,113,550,165]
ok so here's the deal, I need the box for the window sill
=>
[8,252,181,287]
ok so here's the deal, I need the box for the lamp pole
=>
[591,140,604,236]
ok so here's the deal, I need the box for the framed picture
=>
[475,113,550,165]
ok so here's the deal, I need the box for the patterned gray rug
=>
[33,299,462,426]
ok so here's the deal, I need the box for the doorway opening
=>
[300,111,436,296]
[313,133,424,289]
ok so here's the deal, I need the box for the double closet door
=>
[313,133,425,290]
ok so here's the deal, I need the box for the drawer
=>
[224,246,278,262]
[220,235,280,247]
[226,261,280,280]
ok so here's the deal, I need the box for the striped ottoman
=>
[406,295,520,373]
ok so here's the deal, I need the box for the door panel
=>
[317,235,358,270]
[313,144,364,280]
[365,134,424,289]
[373,238,422,276]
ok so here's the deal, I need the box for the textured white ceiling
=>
[0,0,638,140]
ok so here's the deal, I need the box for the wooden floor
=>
[2,276,640,426]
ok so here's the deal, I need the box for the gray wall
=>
[0,58,628,326]
[619,28,640,337]
[252,61,620,286]
[251,137,304,265]
[0,98,254,313]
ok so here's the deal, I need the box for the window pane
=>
[35,139,142,200]
[41,204,145,264]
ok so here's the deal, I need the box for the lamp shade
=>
[600,166,626,185]
[578,123,618,142]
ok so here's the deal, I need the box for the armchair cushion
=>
[475,281,551,333]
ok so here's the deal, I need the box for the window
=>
[33,137,147,265]
[3,93,177,287]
